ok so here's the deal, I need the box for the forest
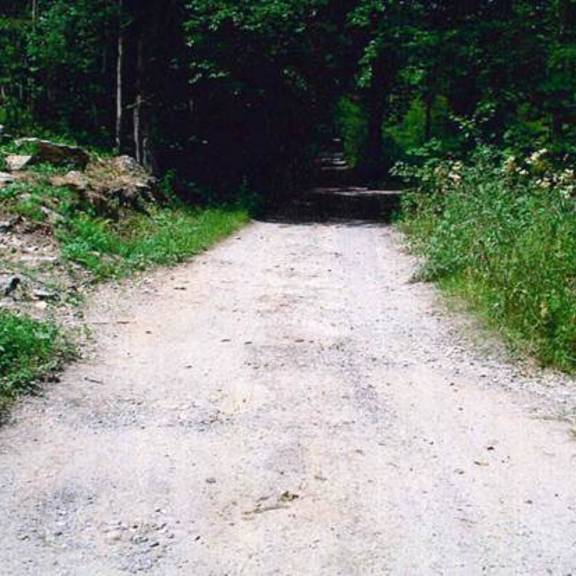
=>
[1,0,576,402]
[1,0,573,192]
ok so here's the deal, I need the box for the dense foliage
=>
[399,148,576,369]
[1,1,574,192]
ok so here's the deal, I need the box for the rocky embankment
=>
[0,133,161,326]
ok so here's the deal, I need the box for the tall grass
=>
[398,147,576,370]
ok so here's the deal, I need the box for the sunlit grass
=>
[58,205,250,280]
[400,147,576,371]
[0,312,70,411]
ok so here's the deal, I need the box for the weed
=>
[58,205,250,280]
[0,312,70,411]
[398,146,576,370]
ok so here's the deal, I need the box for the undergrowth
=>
[397,146,576,371]
[0,312,70,412]
[57,205,250,280]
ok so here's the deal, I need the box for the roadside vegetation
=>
[58,205,249,281]
[0,312,69,412]
[397,147,576,370]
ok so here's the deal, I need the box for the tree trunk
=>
[115,0,124,152]
[114,0,186,171]
[116,0,138,156]
[424,92,433,141]
[550,0,575,141]
[133,34,144,164]
[551,112,563,143]
[557,0,575,39]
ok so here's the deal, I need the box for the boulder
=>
[19,254,58,265]
[83,190,115,217]
[1,275,21,297]
[33,288,59,302]
[5,154,34,172]
[0,215,21,233]
[0,172,14,188]
[113,155,145,174]
[99,155,158,197]
[51,171,116,217]
[51,171,90,193]
[15,138,90,169]
[40,206,65,226]
[106,155,159,206]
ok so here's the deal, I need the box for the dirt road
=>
[1,219,576,575]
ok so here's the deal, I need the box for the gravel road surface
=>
[1,220,576,575]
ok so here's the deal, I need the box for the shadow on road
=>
[260,186,403,226]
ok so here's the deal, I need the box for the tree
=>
[0,0,574,193]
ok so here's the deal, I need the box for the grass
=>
[0,163,251,282]
[399,146,576,371]
[1,177,76,219]
[0,312,70,412]
[58,204,250,280]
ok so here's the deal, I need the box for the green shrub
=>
[0,312,67,409]
[397,146,576,370]
[335,97,368,168]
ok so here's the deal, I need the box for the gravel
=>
[0,220,575,574]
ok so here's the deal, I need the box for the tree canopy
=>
[0,0,574,195]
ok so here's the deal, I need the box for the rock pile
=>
[12,138,90,169]
[51,155,160,217]
[0,137,161,317]
[1,137,160,218]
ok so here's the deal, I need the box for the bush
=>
[0,312,67,409]
[397,146,576,370]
